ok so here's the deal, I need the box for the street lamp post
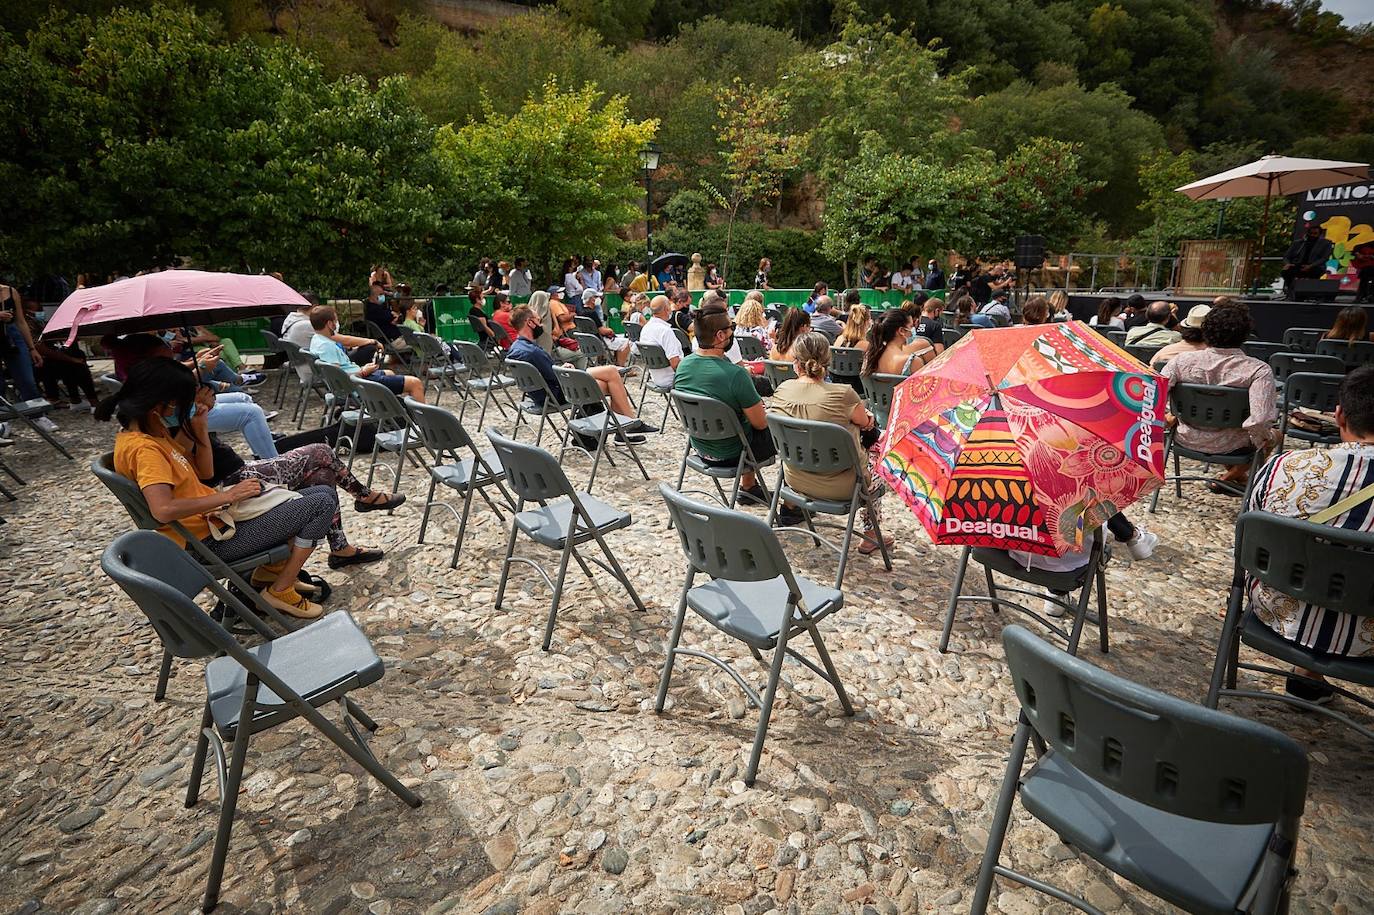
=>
[639,141,661,260]
[1215,197,1230,239]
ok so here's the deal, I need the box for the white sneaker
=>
[1125,528,1158,562]
[34,416,59,433]
[1042,594,1067,618]
[0,422,10,439]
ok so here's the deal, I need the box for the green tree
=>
[1131,149,1290,258]
[556,0,652,48]
[434,81,656,283]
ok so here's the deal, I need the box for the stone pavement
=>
[1,400,1372,915]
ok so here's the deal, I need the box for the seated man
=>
[363,281,409,353]
[283,296,378,365]
[308,306,425,403]
[672,302,777,504]
[1246,365,1374,702]
[1160,305,1276,492]
[1281,224,1334,298]
[969,289,1011,327]
[1124,301,1182,347]
[576,289,632,366]
[809,296,843,342]
[637,294,684,390]
[504,305,642,426]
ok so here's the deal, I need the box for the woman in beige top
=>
[771,333,892,553]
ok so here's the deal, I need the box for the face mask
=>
[532,325,545,340]
[161,403,197,428]
[377,294,386,304]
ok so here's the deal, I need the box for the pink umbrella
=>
[43,270,310,344]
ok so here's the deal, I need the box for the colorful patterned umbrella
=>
[874,321,1167,557]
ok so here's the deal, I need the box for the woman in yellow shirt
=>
[101,358,336,619]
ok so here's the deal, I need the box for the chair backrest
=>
[261,329,282,353]
[672,328,691,351]
[365,320,394,348]
[485,429,576,503]
[315,361,359,404]
[1002,624,1308,826]
[573,315,598,336]
[625,322,642,343]
[1235,510,1374,617]
[862,373,903,427]
[1281,327,1324,353]
[829,346,864,377]
[406,398,477,456]
[1123,343,1161,366]
[659,484,797,586]
[352,377,411,429]
[573,332,610,365]
[1105,328,1128,345]
[1281,371,1343,416]
[92,453,160,530]
[1169,383,1250,431]
[1270,351,1345,382]
[763,359,797,386]
[941,327,962,349]
[281,338,316,381]
[671,390,751,445]
[1242,340,1285,363]
[958,323,979,336]
[452,340,495,376]
[733,334,765,361]
[1315,338,1374,369]
[766,413,862,478]
[636,342,673,371]
[553,366,608,409]
[504,358,558,401]
[408,331,447,361]
[101,530,239,660]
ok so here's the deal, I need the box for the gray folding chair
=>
[762,359,796,391]
[279,340,326,428]
[0,393,73,459]
[313,362,366,467]
[92,454,299,701]
[409,332,470,407]
[670,390,775,510]
[634,343,678,431]
[1281,327,1324,353]
[1123,343,1162,367]
[451,340,519,430]
[1276,371,1343,453]
[260,329,293,407]
[1104,328,1128,346]
[861,372,903,428]
[625,321,642,343]
[553,366,648,493]
[101,531,421,913]
[352,377,426,495]
[765,414,891,584]
[573,315,598,336]
[941,327,962,349]
[504,358,575,447]
[733,334,766,361]
[672,327,691,352]
[1149,383,1261,512]
[656,484,854,786]
[1316,337,1374,370]
[973,625,1307,915]
[486,430,646,651]
[1242,340,1285,364]
[828,346,864,380]
[1207,511,1374,739]
[408,399,514,569]
[1269,351,1344,389]
[940,527,1109,656]
[365,319,415,369]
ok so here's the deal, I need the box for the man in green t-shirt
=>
[672,302,776,503]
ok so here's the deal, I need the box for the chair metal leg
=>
[805,623,853,715]
[541,535,577,651]
[417,476,439,544]
[154,649,174,701]
[655,577,694,713]
[450,485,478,570]
[1206,588,1245,708]
[1064,581,1093,656]
[939,547,973,653]
[970,718,1033,915]
[493,515,522,610]
[1095,564,1109,654]
[185,703,214,808]
[591,528,648,613]
[202,681,256,913]
[745,598,797,787]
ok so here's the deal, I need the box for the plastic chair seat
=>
[428,365,469,379]
[430,451,505,490]
[686,574,842,650]
[1173,442,1255,466]
[778,481,859,516]
[521,398,571,416]
[514,494,631,548]
[567,411,635,437]
[971,547,1095,593]
[685,452,776,477]
[1020,750,1275,915]
[339,409,364,425]
[469,374,515,390]
[374,429,416,452]
[1239,610,1374,686]
[646,380,674,395]
[205,612,383,738]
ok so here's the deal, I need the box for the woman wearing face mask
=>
[100,357,337,619]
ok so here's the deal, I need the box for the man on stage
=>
[1281,224,1334,298]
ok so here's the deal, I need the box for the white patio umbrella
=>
[1175,154,1369,290]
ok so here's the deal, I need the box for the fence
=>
[1041,253,1289,295]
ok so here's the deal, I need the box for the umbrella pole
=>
[1253,175,1274,294]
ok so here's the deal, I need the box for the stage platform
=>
[1064,293,1372,343]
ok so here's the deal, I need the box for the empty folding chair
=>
[351,377,426,494]
[972,624,1307,915]
[656,484,855,786]
[408,399,514,569]
[551,366,648,492]
[765,414,891,584]
[634,342,678,431]
[1276,371,1343,453]
[1269,350,1344,390]
[0,393,72,459]
[408,332,470,406]
[1206,511,1374,739]
[733,334,766,361]
[861,372,904,428]
[1281,327,1324,353]
[573,331,631,381]
[1150,383,1261,511]
[504,359,575,447]
[1104,328,1128,346]
[451,340,519,430]
[101,531,421,913]
[1242,340,1285,364]
[671,390,775,510]
[828,346,864,381]
[762,359,796,391]
[260,330,293,407]
[279,340,326,428]
[940,526,1108,656]
[1123,343,1162,367]
[1316,337,1374,371]
[486,430,647,651]
[941,327,962,349]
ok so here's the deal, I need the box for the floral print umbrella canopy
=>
[874,321,1167,557]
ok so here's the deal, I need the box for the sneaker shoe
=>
[1125,528,1158,561]
[1284,675,1336,706]
[241,372,267,386]
[259,585,323,620]
[0,422,10,439]
[67,402,92,413]
[1042,595,1067,618]
[34,416,59,433]
[263,410,280,422]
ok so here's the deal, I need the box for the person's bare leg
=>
[588,365,633,415]
[270,545,314,592]
[403,375,425,403]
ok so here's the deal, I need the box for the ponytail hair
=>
[94,357,196,430]
[863,309,910,376]
[791,332,831,379]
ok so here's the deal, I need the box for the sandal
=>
[1206,480,1243,498]
[858,533,895,555]
[355,492,406,512]
[328,547,384,570]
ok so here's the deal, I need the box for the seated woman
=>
[1087,296,1124,331]
[769,308,811,361]
[772,333,891,553]
[864,309,935,377]
[1324,305,1370,343]
[99,358,334,619]
[1019,295,1051,326]
[832,303,872,394]
[1161,305,1277,494]
[1048,290,1071,323]
[735,296,773,351]
[951,293,975,329]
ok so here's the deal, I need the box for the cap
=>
[1181,304,1211,328]
[583,288,602,301]
[545,285,564,296]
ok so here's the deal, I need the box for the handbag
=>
[557,335,580,352]
[206,484,302,541]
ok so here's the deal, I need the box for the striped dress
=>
[1246,442,1374,656]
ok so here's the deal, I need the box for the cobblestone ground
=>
[2,390,1372,915]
